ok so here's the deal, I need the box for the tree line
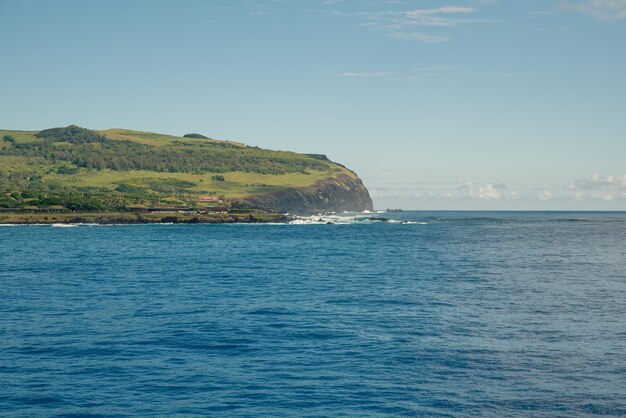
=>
[1,126,332,175]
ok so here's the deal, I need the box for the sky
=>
[1,0,625,210]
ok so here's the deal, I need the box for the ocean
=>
[1,211,625,416]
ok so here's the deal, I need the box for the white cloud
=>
[373,182,510,201]
[387,32,448,42]
[565,0,626,20]
[488,68,536,78]
[370,175,626,209]
[369,188,423,199]
[471,184,502,200]
[403,6,487,27]
[356,4,492,42]
[337,66,453,80]
[527,10,557,16]
[337,71,393,77]
[571,173,626,190]
[539,190,553,200]
[407,7,476,16]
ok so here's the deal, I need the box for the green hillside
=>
[0,125,350,211]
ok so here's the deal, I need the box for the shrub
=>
[115,184,145,194]
[35,125,106,144]
[183,133,209,139]
[57,165,79,175]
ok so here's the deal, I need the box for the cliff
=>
[237,173,373,214]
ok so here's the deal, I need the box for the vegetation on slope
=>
[4,125,332,174]
[0,125,349,211]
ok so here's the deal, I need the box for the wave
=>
[289,215,353,225]
[50,223,127,227]
[289,212,428,225]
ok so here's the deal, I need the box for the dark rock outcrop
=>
[237,173,373,215]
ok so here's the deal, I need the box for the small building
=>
[197,196,220,203]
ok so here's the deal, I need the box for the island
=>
[0,125,373,224]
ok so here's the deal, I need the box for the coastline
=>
[0,210,290,225]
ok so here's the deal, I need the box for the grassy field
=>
[0,126,354,210]
[45,168,342,198]
[0,130,39,149]
[98,129,246,147]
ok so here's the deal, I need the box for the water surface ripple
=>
[1,212,625,416]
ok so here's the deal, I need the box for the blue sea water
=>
[1,211,626,417]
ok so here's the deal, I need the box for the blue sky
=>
[1,0,625,209]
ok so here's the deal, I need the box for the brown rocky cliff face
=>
[237,173,374,215]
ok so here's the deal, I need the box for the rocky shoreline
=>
[0,211,289,225]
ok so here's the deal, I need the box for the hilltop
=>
[0,125,372,217]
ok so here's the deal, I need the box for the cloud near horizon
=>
[571,173,626,190]
[371,182,507,201]
[370,174,626,206]
[471,184,502,200]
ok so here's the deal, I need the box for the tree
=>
[183,133,209,139]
